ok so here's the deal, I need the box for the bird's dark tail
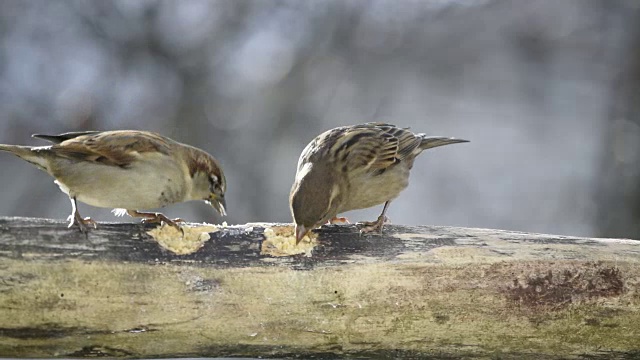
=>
[0,144,50,171]
[418,135,469,150]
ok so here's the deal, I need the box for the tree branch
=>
[0,216,639,358]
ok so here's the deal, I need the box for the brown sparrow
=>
[0,130,226,232]
[289,122,468,243]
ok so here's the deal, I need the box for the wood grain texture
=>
[0,216,639,359]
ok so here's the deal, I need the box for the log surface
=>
[0,216,639,359]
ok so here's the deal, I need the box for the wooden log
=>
[0,216,639,359]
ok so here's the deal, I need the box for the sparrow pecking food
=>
[0,130,226,232]
[289,122,467,243]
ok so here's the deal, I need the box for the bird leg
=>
[357,201,391,234]
[67,197,97,233]
[126,210,184,230]
[327,216,350,224]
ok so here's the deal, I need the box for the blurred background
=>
[0,0,639,239]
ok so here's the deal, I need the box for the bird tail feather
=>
[418,135,469,150]
[0,144,50,171]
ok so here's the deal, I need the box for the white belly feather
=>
[53,155,187,210]
[341,165,410,212]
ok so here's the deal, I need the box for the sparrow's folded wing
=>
[48,130,172,168]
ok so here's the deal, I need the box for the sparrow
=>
[289,122,468,243]
[0,130,226,232]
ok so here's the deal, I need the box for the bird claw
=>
[139,214,185,235]
[130,209,185,235]
[140,216,184,225]
[357,215,389,235]
[127,210,183,229]
[140,215,184,226]
[67,214,97,233]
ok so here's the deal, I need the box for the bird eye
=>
[208,172,227,193]
[208,175,218,190]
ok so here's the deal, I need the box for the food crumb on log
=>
[261,225,317,257]
[146,223,221,255]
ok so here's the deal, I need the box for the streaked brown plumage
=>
[0,130,226,232]
[290,122,468,243]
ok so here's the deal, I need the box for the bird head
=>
[188,149,227,217]
[289,162,341,244]
[205,174,227,217]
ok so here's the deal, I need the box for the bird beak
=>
[208,195,227,217]
[295,224,308,245]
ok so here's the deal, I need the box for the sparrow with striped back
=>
[0,130,226,232]
[289,122,468,243]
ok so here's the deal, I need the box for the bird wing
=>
[44,130,173,168]
[300,122,422,175]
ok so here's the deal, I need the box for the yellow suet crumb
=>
[261,225,317,257]
[147,223,219,255]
